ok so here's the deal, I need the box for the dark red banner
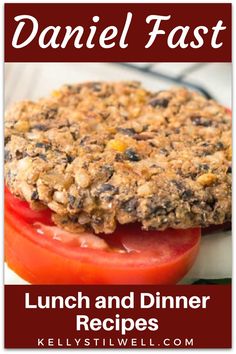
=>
[5,285,231,348]
[5,3,231,62]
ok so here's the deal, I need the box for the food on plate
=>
[4,81,231,284]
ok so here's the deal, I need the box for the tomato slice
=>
[5,188,200,285]
[5,187,53,225]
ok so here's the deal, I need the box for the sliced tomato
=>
[5,186,53,225]
[5,188,200,285]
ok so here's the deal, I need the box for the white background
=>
[5,62,231,108]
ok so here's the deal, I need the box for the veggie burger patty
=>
[5,81,231,234]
